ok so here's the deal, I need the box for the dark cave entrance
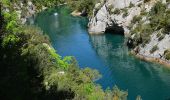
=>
[105,24,124,35]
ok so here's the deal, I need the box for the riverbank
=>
[71,10,81,16]
[130,50,170,68]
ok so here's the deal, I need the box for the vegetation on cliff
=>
[129,1,170,52]
[67,0,100,16]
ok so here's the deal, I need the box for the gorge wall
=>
[88,0,145,34]
[88,0,170,66]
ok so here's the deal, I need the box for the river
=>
[32,6,170,100]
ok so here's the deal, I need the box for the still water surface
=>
[33,7,170,100]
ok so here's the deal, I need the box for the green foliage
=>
[158,34,165,41]
[149,1,170,32]
[2,34,20,47]
[113,8,121,14]
[130,23,153,47]
[167,0,170,3]
[45,44,72,70]
[108,4,114,14]
[149,1,166,16]
[140,9,148,16]
[129,2,135,8]
[150,45,158,53]
[3,11,18,32]
[112,86,128,100]
[129,1,170,48]
[122,8,128,18]
[67,0,99,16]
[131,15,142,24]
[32,0,65,8]
[1,0,10,7]
[164,49,170,60]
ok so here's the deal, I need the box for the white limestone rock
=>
[88,0,144,35]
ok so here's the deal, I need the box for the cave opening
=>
[105,24,124,35]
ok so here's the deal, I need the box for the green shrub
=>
[158,34,165,41]
[67,0,98,16]
[156,32,161,38]
[148,2,170,33]
[123,12,128,17]
[129,2,134,8]
[1,0,10,7]
[129,1,170,49]
[2,34,20,48]
[3,11,18,32]
[108,4,114,14]
[112,86,128,100]
[131,23,152,46]
[113,8,121,14]
[164,49,170,60]
[140,9,147,16]
[122,8,128,17]
[167,0,170,3]
[150,45,158,53]
[131,15,142,23]
[149,1,166,16]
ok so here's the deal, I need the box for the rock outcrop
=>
[2,1,37,24]
[88,0,144,34]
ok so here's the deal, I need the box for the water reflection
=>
[89,34,170,100]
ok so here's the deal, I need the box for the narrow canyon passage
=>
[32,6,170,100]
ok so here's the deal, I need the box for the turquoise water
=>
[34,7,170,100]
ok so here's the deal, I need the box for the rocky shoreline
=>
[130,50,170,67]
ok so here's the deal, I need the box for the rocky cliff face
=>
[2,1,40,24]
[88,0,170,65]
[88,0,147,34]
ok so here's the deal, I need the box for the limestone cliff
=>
[88,0,170,65]
[88,0,146,34]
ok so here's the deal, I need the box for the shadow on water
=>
[33,6,170,100]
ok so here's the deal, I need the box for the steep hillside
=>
[88,0,170,66]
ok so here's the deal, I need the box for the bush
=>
[2,34,20,48]
[130,23,152,46]
[131,15,142,23]
[113,8,121,14]
[158,34,165,41]
[164,49,170,60]
[67,0,98,16]
[122,8,128,18]
[129,2,134,8]
[149,1,166,16]
[128,1,170,49]
[150,45,158,53]
[156,32,161,38]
